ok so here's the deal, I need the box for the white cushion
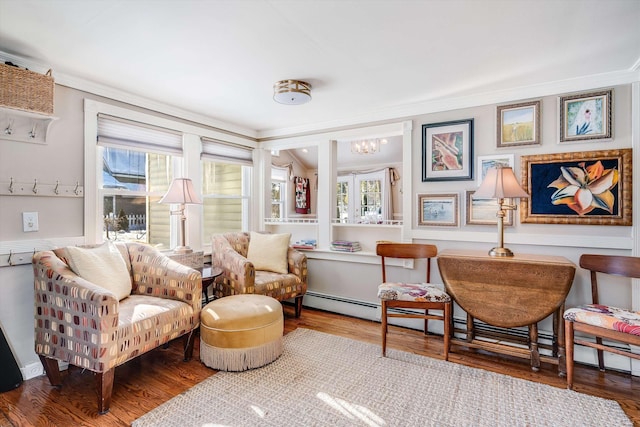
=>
[64,242,132,300]
[246,232,291,274]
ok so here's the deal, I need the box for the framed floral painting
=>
[520,149,632,225]
[559,89,613,143]
[422,119,473,181]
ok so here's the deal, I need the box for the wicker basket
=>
[0,63,54,115]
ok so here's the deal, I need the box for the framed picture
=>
[477,154,515,186]
[422,119,473,181]
[418,193,459,227]
[466,190,513,226]
[497,100,541,147]
[559,89,613,143]
[520,149,631,225]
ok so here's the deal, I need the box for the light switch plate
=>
[23,212,39,232]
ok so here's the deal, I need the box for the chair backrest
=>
[579,254,640,305]
[376,243,437,283]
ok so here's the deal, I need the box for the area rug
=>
[133,328,631,427]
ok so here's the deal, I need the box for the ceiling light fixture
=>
[351,138,387,155]
[273,80,312,105]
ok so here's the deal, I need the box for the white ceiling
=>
[1,0,639,141]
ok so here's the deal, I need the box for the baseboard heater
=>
[305,291,553,350]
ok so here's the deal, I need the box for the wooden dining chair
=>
[564,254,640,389]
[376,243,452,360]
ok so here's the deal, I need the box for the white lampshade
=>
[159,178,202,205]
[474,167,529,200]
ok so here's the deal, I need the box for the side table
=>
[437,249,576,374]
[201,266,223,304]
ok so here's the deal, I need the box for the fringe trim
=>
[200,338,283,371]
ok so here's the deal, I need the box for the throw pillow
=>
[64,242,132,300]
[246,232,291,274]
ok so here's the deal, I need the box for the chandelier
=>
[350,138,387,154]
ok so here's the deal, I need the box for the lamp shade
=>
[159,178,202,204]
[474,167,529,199]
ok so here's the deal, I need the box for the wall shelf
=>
[0,107,57,144]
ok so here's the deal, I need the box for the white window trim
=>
[84,99,256,251]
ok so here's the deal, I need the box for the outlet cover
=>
[23,212,39,232]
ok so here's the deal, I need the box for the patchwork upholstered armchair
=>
[211,231,307,317]
[33,242,201,414]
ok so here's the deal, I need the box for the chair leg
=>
[39,355,62,387]
[565,320,575,390]
[183,329,197,361]
[381,300,388,357]
[294,295,304,318]
[596,337,605,371]
[424,310,429,335]
[95,368,115,415]
[443,303,451,361]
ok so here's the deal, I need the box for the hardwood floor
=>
[1,306,638,426]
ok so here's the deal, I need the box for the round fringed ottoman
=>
[200,294,284,371]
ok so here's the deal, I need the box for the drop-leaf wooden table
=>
[437,250,576,374]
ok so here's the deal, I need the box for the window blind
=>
[201,137,253,165]
[97,114,183,155]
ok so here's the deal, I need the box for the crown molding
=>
[0,51,258,140]
[258,68,640,140]
[3,50,638,142]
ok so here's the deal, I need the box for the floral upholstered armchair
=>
[33,242,201,414]
[211,232,307,317]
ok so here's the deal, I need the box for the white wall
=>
[297,83,637,373]
[0,77,637,379]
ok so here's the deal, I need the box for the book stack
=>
[291,239,316,250]
[330,240,362,252]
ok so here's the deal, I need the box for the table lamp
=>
[159,178,202,254]
[473,166,529,257]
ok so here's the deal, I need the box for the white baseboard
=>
[304,291,636,375]
[21,360,69,381]
[21,362,44,381]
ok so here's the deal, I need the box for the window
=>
[201,138,253,238]
[98,115,182,249]
[336,179,349,222]
[336,169,391,224]
[271,167,288,219]
[86,100,258,252]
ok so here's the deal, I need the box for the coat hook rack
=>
[0,108,58,144]
[1,248,40,268]
[4,119,13,135]
[0,178,83,197]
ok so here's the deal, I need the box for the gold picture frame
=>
[520,149,631,225]
[497,100,541,148]
[559,89,613,143]
[418,193,459,227]
[465,190,513,226]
